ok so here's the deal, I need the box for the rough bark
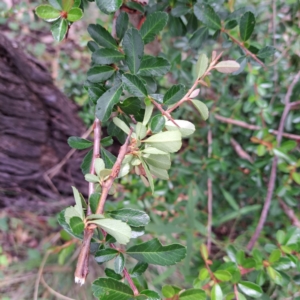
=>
[0,33,87,212]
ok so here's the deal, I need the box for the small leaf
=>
[143,131,182,153]
[96,84,123,122]
[114,253,125,274]
[85,173,99,183]
[238,281,263,298]
[92,48,124,65]
[89,218,132,245]
[142,147,168,155]
[69,217,84,235]
[194,4,221,30]
[51,18,68,42]
[200,244,209,261]
[257,46,276,59]
[142,154,171,170]
[87,66,115,83]
[165,120,195,137]
[113,117,131,135]
[95,0,122,14]
[162,286,176,298]
[141,159,154,193]
[101,136,113,147]
[122,74,148,98]
[105,268,123,280]
[131,262,148,277]
[214,60,240,73]
[143,104,153,126]
[199,268,209,280]
[127,238,186,266]
[269,249,281,264]
[150,115,165,133]
[292,172,300,184]
[123,28,144,74]
[109,209,150,227]
[94,158,105,176]
[35,5,61,21]
[276,230,285,244]
[191,100,209,120]
[179,289,206,300]
[92,278,133,300]
[214,270,232,282]
[140,290,160,300]
[88,24,118,50]
[119,97,142,115]
[211,284,223,300]
[62,0,73,12]
[48,0,62,10]
[239,11,256,42]
[194,53,208,80]
[67,7,83,22]
[190,89,200,99]
[71,186,84,219]
[148,165,169,180]
[89,193,100,214]
[68,136,93,149]
[81,149,93,175]
[138,56,170,77]
[116,12,129,40]
[189,27,209,49]
[101,147,117,168]
[163,84,186,105]
[140,12,168,44]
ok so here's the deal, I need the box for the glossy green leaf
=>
[179,288,206,300]
[131,262,148,277]
[48,0,62,10]
[189,27,209,49]
[140,12,169,44]
[276,230,285,244]
[92,278,133,300]
[122,74,148,98]
[114,253,125,274]
[51,18,68,42]
[140,290,160,300]
[238,281,263,298]
[211,284,223,300]
[116,12,129,40]
[195,53,208,80]
[58,210,83,240]
[109,209,150,227]
[162,285,176,297]
[67,7,83,22]
[87,66,115,83]
[123,28,144,74]
[35,5,61,21]
[143,131,182,153]
[165,120,195,137]
[138,56,170,77]
[143,104,153,126]
[67,136,93,149]
[292,172,300,184]
[163,84,186,105]
[71,186,84,218]
[191,100,209,120]
[81,149,93,175]
[239,12,255,41]
[105,268,123,280]
[101,147,117,169]
[62,0,73,12]
[214,270,232,281]
[215,60,240,73]
[92,48,124,65]
[89,218,131,245]
[127,238,186,266]
[88,24,118,50]
[150,115,165,133]
[119,97,141,114]
[69,217,84,235]
[96,84,123,122]
[88,86,105,104]
[199,268,209,280]
[113,117,131,135]
[269,249,281,264]
[194,4,221,30]
[200,244,209,261]
[89,193,100,214]
[95,0,122,14]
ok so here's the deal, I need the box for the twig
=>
[123,267,139,296]
[247,71,300,250]
[279,200,300,228]
[222,29,266,68]
[215,114,300,141]
[151,99,179,127]
[234,284,239,300]
[230,138,253,163]
[207,129,213,255]
[74,129,133,285]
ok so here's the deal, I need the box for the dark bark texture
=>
[0,33,87,212]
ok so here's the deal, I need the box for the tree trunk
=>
[0,33,88,212]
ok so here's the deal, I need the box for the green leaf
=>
[116,12,129,41]
[266,266,283,285]
[96,84,123,122]
[214,270,232,282]
[119,97,142,114]
[85,173,99,183]
[194,53,208,80]
[105,268,123,280]
[140,12,169,44]
[101,136,113,148]
[257,46,276,59]
[143,104,153,126]
[238,281,263,298]
[189,27,209,49]
[191,100,209,120]
[140,290,160,300]
[239,12,255,41]
[88,86,105,104]
[89,218,131,245]
[142,154,171,170]
[89,193,100,214]
[88,24,118,50]
[162,285,176,297]
[101,147,117,168]
[131,262,148,277]
[200,244,209,261]
[141,158,154,193]
[94,158,105,176]
[122,74,148,98]
[165,120,195,138]
[87,66,115,83]
[95,248,119,264]
[114,253,125,274]
[143,131,182,153]
[292,172,300,184]
[109,209,150,227]
[221,188,239,211]
[64,206,82,225]
[67,7,83,22]
[142,147,168,155]
[211,284,223,300]
[49,0,62,10]
[127,238,186,266]
[276,230,285,244]
[179,289,206,300]
[269,249,281,264]
[69,217,84,235]
[113,117,131,135]
[194,4,221,30]
[123,28,144,74]
[92,48,124,65]
[62,0,73,12]
[199,268,209,280]
[92,278,133,300]
[138,56,170,77]
[148,165,169,180]
[150,115,165,133]
[51,18,68,42]
[163,84,186,105]
[95,0,122,14]
[214,60,240,73]
[71,186,84,219]
[67,136,93,149]
[57,210,83,240]
[81,149,93,175]
[35,5,61,21]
